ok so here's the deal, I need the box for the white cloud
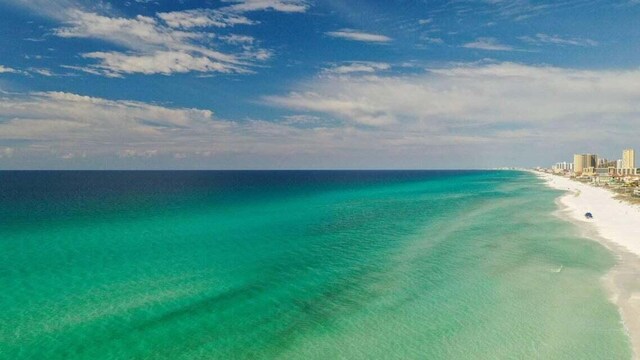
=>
[54,10,202,51]
[82,51,245,76]
[48,3,314,76]
[324,62,390,74]
[3,0,88,20]
[266,62,640,135]
[0,89,497,168]
[0,65,57,77]
[0,147,15,158]
[28,68,55,77]
[281,114,322,125]
[156,0,309,29]
[0,91,349,162]
[266,91,396,126]
[51,9,276,76]
[60,152,77,159]
[220,34,255,44]
[519,33,598,47]
[157,9,254,29]
[326,29,392,43]
[6,62,640,168]
[7,1,307,78]
[221,0,309,13]
[462,37,513,51]
[0,65,19,74]
[421,36,444,44]
[0,91,214,150]
[119,149,158,158]
[479,0,571,21]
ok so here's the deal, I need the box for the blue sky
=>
[1,0,640,169]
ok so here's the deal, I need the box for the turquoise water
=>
[0,171,630,359]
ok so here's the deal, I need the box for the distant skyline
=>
[1,0,640,169]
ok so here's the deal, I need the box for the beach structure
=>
[622,149,635,170]
[552,161,573,173]
[573,153,597,175]
[559,150,640,182]
[597,158,609,167]
[611,149,639,177]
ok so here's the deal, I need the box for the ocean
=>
[0,170,631,359]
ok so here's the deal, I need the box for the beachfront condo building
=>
[622,149,635,170]
[553,162,573,171]
[597,158,607,167]
[573,154,597,174]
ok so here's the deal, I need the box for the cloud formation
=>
[0,65,18,74]
[43,0,309,77]
[53,10,255,76]
[157,9,254,29]
[323,62,391,74]
[81,51,244,76]
[221,0,309,13]
[519,33,598,47]
[0,64,56,77]
[0,91,214,143]
[5,62,640,168]
[0,91,352,162]
[266,62,640,136]
[326,29,392,43]
[462,37,513,51]
[0,89,503,168]
[478,0,584,21]
[156,0,308,29]
[0,147,14,158]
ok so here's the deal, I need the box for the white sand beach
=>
[539,173,640,256]
[536,172,640,358]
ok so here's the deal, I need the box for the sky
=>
[1,0,640,169]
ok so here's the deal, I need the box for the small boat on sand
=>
[584,212,593,219]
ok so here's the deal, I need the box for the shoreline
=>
[534,171,640,359]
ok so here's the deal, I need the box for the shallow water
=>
[0,171,630,359]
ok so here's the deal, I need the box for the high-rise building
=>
[573,154,597,174]
[622,149,635,170]
[617,159,623,169]
[597,158,608,167]
[573,154,583,174]
[553,162,572,171]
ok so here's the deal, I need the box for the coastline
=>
[534,171,640,359]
